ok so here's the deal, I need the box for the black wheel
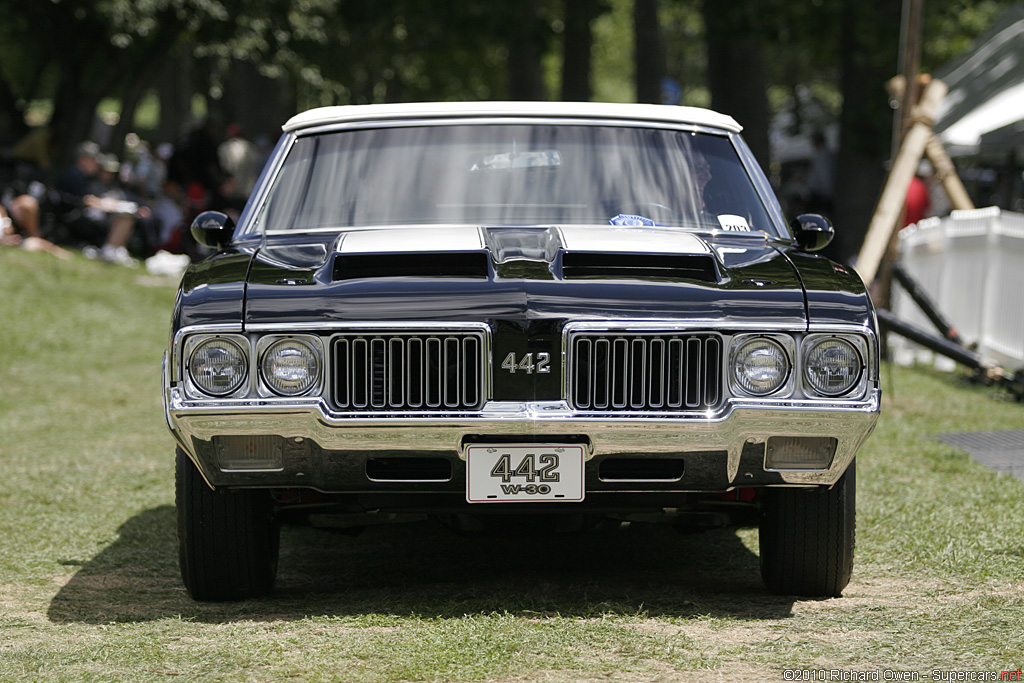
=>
[175,447,279,601]
[759,460,856,598]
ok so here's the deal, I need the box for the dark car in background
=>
[163,102,880,601]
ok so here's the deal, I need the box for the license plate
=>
[466,444,585,503]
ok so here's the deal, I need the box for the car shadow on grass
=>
[48,505,796,625]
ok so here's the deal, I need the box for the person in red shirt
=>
[902,160,932,228]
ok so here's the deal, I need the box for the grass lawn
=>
[1,248,1023,682]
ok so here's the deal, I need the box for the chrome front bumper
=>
[166,381,880,491]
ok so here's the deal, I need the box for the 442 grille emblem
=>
[501,351,551,374]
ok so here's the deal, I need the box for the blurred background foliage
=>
[0,0,1016,256]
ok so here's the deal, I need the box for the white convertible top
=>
[283,101,742,135]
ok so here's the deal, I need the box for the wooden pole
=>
[892,0,925,156]
[924,135,975,210]
[887,76,974,211]
[856,77,948,285]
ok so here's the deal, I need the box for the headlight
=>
[731,337,790,396]
[804,337,863,396]
[260,338,320,396]
[188,338,247,396]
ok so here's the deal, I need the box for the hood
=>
[242,225,814,328]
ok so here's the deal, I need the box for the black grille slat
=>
[370,338,386,407]
[332,332,485,411]
[462,338,479,407]
[570,333,722,412]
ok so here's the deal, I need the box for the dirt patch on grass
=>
[599,573,1010,681]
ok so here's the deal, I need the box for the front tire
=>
[759,460,856,598]
[175,447,280,601]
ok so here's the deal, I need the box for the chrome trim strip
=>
[562,320,806,333]
[733,131,790,238]
[244,321,493,334]
[292,116,733,138]
[240,133,296,238]
[167,390,881,487]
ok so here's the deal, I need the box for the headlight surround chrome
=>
[259,336,322,397]
[803,336,864,397]
[187,337,248,397]
[730,335,792,397]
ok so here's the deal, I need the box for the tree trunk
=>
[157,49,197,145]
[561,0,598,102]
[831,0,902,265]
[634,0,665,104]
[702,0,770,169]
[508,0,547,101]
[219,59,294,143]
[48,68,106,169]
[102,13,189,158]
[0,79,28,144]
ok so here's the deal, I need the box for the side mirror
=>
[790,213,834,252]
[190,211,236,249]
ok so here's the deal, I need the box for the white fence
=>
[893,207,1024,371]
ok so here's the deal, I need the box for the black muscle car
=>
[164,102,880,601]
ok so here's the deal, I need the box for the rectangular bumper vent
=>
[598,457,685,481]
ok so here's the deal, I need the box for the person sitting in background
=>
[2,188,43,239]
[152,176,189,255]
[55,141,139,266]
[1,196,69,258]
[142,175,194,278]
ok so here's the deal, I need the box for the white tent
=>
[934,6,1024,157]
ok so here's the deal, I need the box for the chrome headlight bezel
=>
[185,334,250,398]
[728,334,795,398]
[257,335,324,397]
[801,334,868,398]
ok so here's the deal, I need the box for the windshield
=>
[256,123,776,234]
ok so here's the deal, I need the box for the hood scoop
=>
[327,225,721,283]
[483,226,562,263]
[482,226,562,280]
[561,252,720,282]
[333,251,489,280]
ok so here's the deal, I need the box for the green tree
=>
[0,0,214,167]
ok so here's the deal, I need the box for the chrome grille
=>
[569,333,722,411]
[331,332,485,411]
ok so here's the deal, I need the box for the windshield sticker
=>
[609,214,655,227]
[717,214,751,232]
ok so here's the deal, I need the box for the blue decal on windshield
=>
[609,214,655,227]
